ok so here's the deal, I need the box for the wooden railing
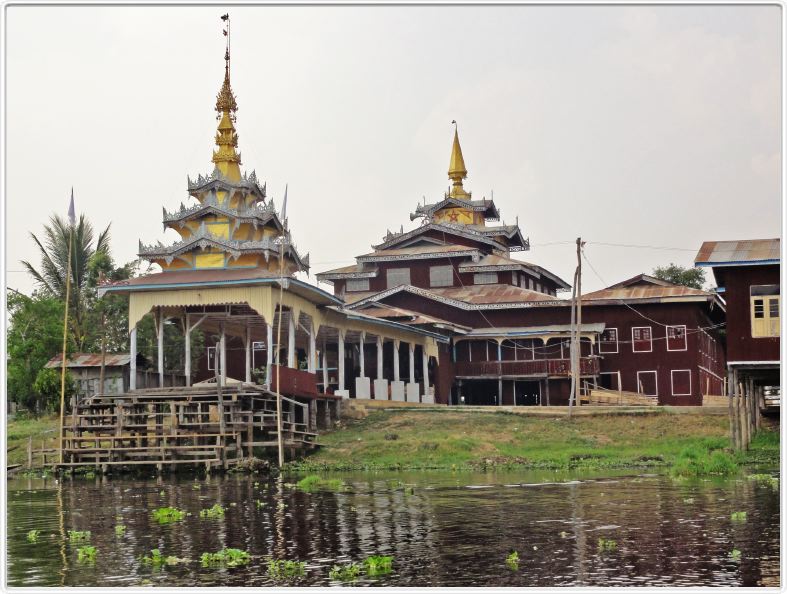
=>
[269,365,319,397]
[454,357,599,378]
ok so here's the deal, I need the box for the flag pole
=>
[274,183,288,468]
[58,198,75,465]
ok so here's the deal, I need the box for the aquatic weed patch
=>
[200,548,251,568]
[199,504,225,519]
[67,530,91,542]
[731,511,748,522]
[114,524,127,536]
[295,475,345,492]
[26,529,41,543]
[670,441,738,477]
[152,507,186,524]
[597,538,617,553]
[505,551,520,570]
[329,563,362,581]
[747,473,779,490]
[362,555,393,576]
[142,548,184,567]
[266,558,306,579]
[76,545,97,563]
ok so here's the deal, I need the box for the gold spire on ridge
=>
[448,121,469,199]
[212,13,241,181]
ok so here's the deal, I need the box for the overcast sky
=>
[5,5,782,297]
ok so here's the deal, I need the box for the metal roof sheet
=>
[695,239,780,266]
[358,244,479,259]
[45,353,132,368]
[103,267,280,289]
[464,323,606,337]
[581,285,713,301]
[429,284,561,305]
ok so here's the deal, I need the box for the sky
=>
[4,4,782,297]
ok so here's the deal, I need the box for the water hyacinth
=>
[363,555,393,576]
[76,545,97,563]
[505,551,520,570]
[329,563,362,581]
[266,558,306,579]
[26,529,41,543]
[200,548,251,568]
[199,504,225,519]
[67,530,91,542]
[152,507,186,524]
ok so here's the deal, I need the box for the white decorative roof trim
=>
[316,269,379,281]
[357,249,481,263]
[373,223,507,251]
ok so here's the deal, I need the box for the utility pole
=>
[568,237,584,417]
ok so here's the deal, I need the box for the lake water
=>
[6,468,780,587]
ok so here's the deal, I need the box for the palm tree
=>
[21,213,111,350]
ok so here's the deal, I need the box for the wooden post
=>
[393,340,400,382]
[245,323,252,384]
[185,314,191,387]
[755,385,763,431]
[321,338,329,394]
[266,322,274,387]
[287,312,296,369]
[27,436,33,469]
[129,326,137,391]
[157,308,165,388]
[409,343,416,385]
[422,350,429,402]
[376,336,384,381]
[219,321,227,388]
[737,382,747,450]
[359,332,366,378]
[728,370,737,449]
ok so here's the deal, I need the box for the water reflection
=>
[7,469,780,587]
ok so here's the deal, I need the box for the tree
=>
[6,290,68,411]
[32,367,76,413]
[652,263,706,290]
[21,213,111,351]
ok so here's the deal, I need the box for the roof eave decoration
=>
[373,222,508,252]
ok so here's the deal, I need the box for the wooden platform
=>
[56,384,341,471]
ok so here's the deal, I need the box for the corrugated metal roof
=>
[104,267,280,289]
[695,239,780,266]
[45,353,132,368]
[343,291,378,304]
[430,284,560,304]
[358,244,478,258]
[464,323,606,337]
[581,285,713,301]
[358,305,469,329]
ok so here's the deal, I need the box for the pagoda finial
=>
[211,13,241,181]
[448,120,469,199]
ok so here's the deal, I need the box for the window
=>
[632,327,653,352]
[386,268,411,288]
[751,285,780,337]
[527,278,533,290]
[346,278,370,292]
[636,370,658,397]
[666,325,687,351]
[207,346,216,371]
[252,341,265,350]
[599,328,618,353]
[599,371,620,391]
[474,272,498,285]
[671,369,692,396]
[429,265,453,288]
[535,282,541,293]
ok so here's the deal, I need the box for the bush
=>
[32,368,75,413]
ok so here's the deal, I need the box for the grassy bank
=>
[290,409,779,472]
[6,414,59,467]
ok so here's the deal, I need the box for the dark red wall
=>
[716,264,779,363]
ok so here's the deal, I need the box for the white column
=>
[288,312,296,368]
[157,308,164,388]
[322,337,329,393]
[409,344,416,384]
[245,324,252,384]
[129,326,137,391]
[219,322,227,387]
[184,314,192,387]
[266,323,273,385]
[308,320,317,373]
[376,336,384,380]
[422,350,430,397]
[359,332,366,377]
[338,331,346,391]
[393,340,400,382]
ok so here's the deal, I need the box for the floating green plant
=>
[255,500,267,509]
[505,551,520,570]
[199,504,225,519]
[597,538,617,553]
[560,531,569,539]
[329,563,362,581]
[142,548,183,567]
[152,507,186,524]
[747,474,779,490]
[26,529,41,543]
[76,545,97,563]
[363,555,393,576]
[731,511,748,522]
[266,558,306,579]
[159,490,165,497]
[114,524,127,536]
[683,497,695,504]
[68,530,91,542]
[295,475,345,493]
[200,548,251,568]
[729,549,742,561]
[192,483,201,490]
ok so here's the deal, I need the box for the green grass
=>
[670,440,738,477]
[6,414,59,467]
[295,475,345,492]
[287,409,775,472]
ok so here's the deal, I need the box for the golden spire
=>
[448,121,469,199]
[212,13,241,181]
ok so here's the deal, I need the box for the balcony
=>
[454,358,599,378]
[269,365,319,398]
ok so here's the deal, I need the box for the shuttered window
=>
[751,285,780,337]
[346,278,370,292]
[386,268,411,289]
[671,369,692,396]
[474,272,498,285]
[599,328,618,353]
[429,265,453,288]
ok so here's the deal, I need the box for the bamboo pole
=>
[58,221,74,465]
